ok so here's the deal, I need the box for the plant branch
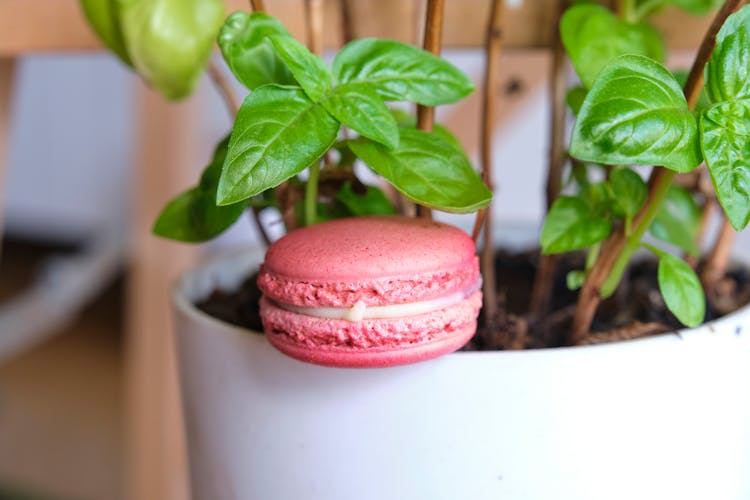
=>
[617,0,637,22]
[207,59,240,117]
[207,58,274,246]
[476,0,504,324]
[569,0,743,344]
[249,0,265,12]
[305,160,321,226]
[305,0,325,56]
[251,206,272,247]
[686,193,716,268]
[635,0,665,21]
[701,215,737,291]
[530,0,568,316]
[416,0,446,220]
[339,0,354,45]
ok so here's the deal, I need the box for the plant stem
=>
[529,0,567,316]
[701,215,737,291]
[339,0,354,44]
[305,161,320,226]
[249,0,265,12]
[476,0,504,324]
[569,0,743,344]
[305,0,325,56]
[301,0,325,228]
[416,0,446,220]
[586,243,601,272]
[687,194,716,268]
[634,0,664,21]
[251,206,272,247]
[206,58,274,246]
[207,59,240,117]
[617,0,637,22]
[599,170,676,298]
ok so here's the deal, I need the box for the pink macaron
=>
[257,216,482,368]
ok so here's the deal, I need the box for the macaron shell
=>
[259,216,479,307]
[258,258,479,308]
[267,322,477,368]
[263,216,476,281]
[260,291,481,368]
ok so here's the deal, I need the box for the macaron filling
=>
[269,276,482,322]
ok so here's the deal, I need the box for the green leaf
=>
[218,85,340,205]
[673,70,712,113]
[269,35,332,102]
[705,5,750,103]
[154,138,247,242]
[540,196,612,254]
[321,83,399,149]
[392,109,465,152]
[655,249,705,327]
[566,86,588,116]
[119,0,226,100]
[333,38,474,106]
[218,12,296,90]
[664,0,722,15]
[348,129,491,213]
[610,167,647,217]
[80,0,132,65]
[567,270,586,291]
[700,100,750,230]
[561,4,664,88]
[335,182,396,216]
[649,186,701,255]
[581,181,613,214]
[571,55,702,173]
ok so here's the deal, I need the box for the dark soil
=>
[196,250,750,350]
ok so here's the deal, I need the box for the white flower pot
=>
[173,247,750,500]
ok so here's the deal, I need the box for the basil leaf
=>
[335,182,396,216]
[348,129,491,213]
[218,12,296,90]
[80,0,132,65]
[540,196,612,254]
[392,110,464,152]
[119,0,226,100]
[561,4,664,89]
[700,100,750,230]
[333,38,474,105]
[665,0,722,14]
[218,85,340,205]
[656,250,705,327]
[705,5,750,103]
[673,70,712,113]
[649,186,701,255]
[567,270,586,291]
[321,83,399,149]
[154,138,246,242]
[610,167,647,218]
[571,55,702,173]
[581,181,614,215]
[566,86,588,116]
[269,35,332,102]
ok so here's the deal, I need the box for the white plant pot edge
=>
[173,245,750,500]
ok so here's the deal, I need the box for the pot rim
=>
[172,246,750,358]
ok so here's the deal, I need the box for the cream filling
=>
[276,277,482,322]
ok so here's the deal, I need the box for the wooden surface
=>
[0,0,715,55]
[125,84,202,500]
[0,244,124,499]
[0,59,14,259]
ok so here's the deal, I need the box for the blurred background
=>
[1,1,748,499]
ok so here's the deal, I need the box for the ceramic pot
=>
[173,248,750,500]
